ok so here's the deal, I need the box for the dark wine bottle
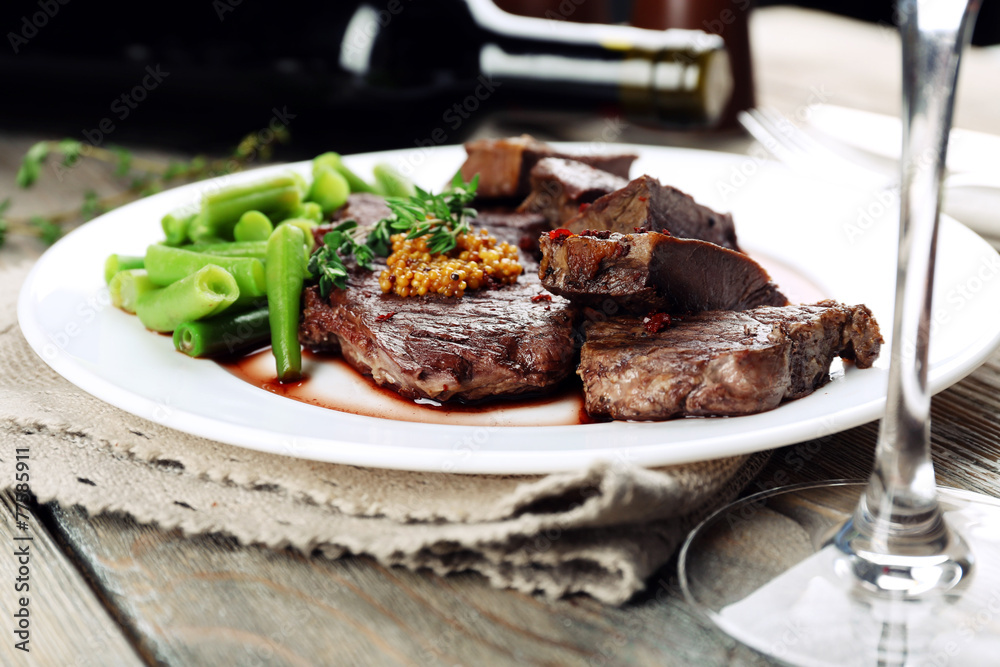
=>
[343,0,733,127]
[0,0,731,153]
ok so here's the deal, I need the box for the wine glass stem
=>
[854,0,981,552]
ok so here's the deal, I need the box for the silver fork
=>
[738,107,898,191]
[740,106,1000,195]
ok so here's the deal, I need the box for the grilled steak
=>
[460,135,637,200]
[578,301,883,420]
[563,175,739,251]
[538,230,787,315]
[299,269,579,402]
[517,158,629,227]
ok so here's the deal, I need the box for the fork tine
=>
[739,107,893,190]
[744,109,798,153]
[756,108,836,158]
[738,110,809,168]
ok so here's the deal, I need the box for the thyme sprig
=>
[368,172,479,256]
[308,220,375,297]
[309,173,480,298]
[2,125,289,249]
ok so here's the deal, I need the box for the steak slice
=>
[538,230,787,315]
[517,158,629,227]
[459,135,637,200]
[299,269,579,402]
[563,175,739,251]
[578,301,883,421]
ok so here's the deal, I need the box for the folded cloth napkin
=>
[1,260,769,604]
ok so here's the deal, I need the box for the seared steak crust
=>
[538,231,787,315]
[460,135,636,199]
[517,158,628,227]
[578,301,883,420]
[564,175,739,251]
[299,269,579,402]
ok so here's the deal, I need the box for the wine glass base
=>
[679,481,1000,667]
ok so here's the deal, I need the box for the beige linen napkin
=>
[1,259,768,604]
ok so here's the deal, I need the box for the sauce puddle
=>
[219,349,594,426]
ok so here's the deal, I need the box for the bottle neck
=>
[467,0,733,126]
[343,0,733,127]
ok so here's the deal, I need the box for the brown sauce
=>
[218,348,594,426]
[216,255,824,426]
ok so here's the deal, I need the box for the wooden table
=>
[4,8,1000,666]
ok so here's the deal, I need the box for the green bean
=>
[186,213,224,244]
[173,305,270,358]
[265,224,305,382]
[161,210,197,246]
[109,269,157,314]
[373,163,415,198]
[184,240,268,260]
[145,244,266,305]
[233,210,274,242]
[136,265,239,333]
[289,171,308,197]
[104,254,145,284]
[308,168,350,214]
[313,152,375,193]
[278,218,318,252]
[312,152,340,178]
[201,174,302,240]
[298,201,324,223]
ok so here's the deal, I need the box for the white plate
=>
[17,144,1000,474]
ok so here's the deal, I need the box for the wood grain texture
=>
[46,504,771,667]
[0,491,143,667]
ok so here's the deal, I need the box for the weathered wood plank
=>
[45,503,772,666]
[0,491,143,666]
[756,347,1000,499]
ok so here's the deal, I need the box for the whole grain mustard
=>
[378,229,522,298]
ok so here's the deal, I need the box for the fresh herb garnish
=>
[311,173,480,297]
[369,172,479,256]
[2,124,289,249]
[307,220,375,297]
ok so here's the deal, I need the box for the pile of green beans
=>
[105,155,415,380]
